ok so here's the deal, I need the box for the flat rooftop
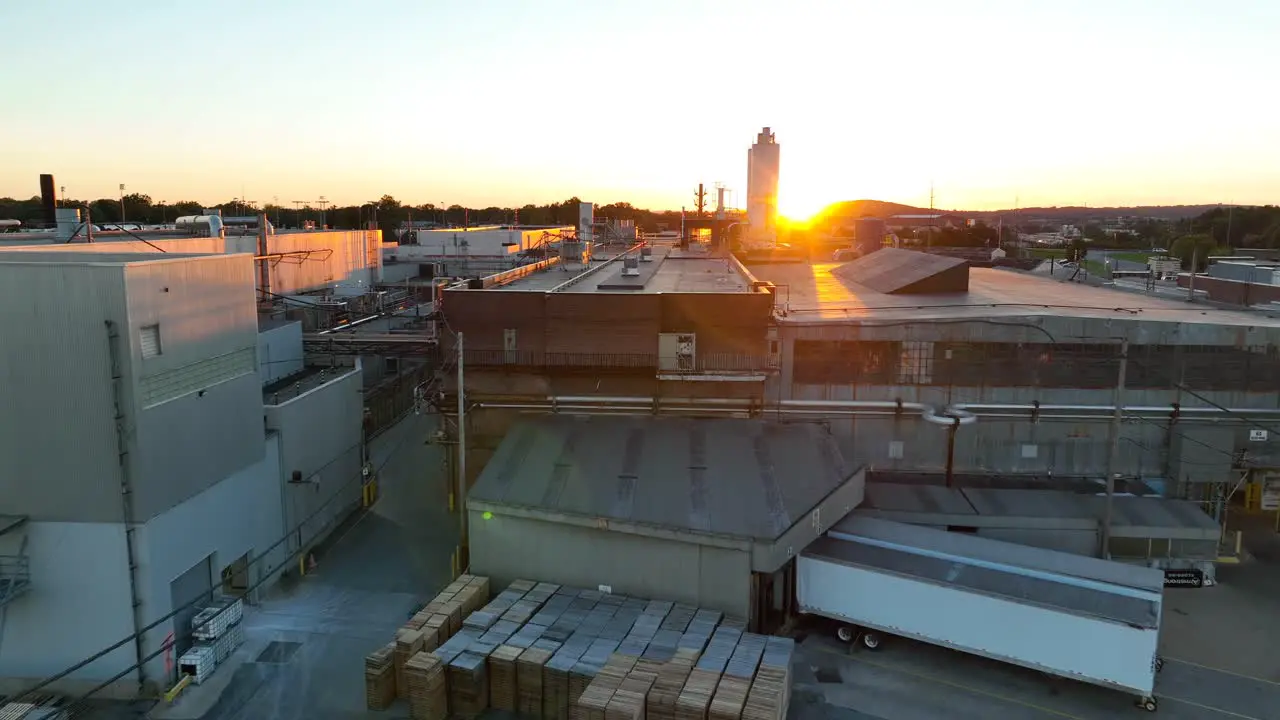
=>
[751,261,1280,327]
[852,483,1219,540]
[469,415,858,542]
[490,247,751,294]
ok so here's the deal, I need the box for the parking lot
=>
[791,562,1280,720]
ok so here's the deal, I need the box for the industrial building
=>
[0,246,365,696]
[745,128,780,243]
[384,225,574,280]
[467,415,864,629]
[436,240,1280,606]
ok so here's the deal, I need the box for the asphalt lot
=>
[130,410,1280,720]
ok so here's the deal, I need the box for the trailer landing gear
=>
[836,625,882,650]
[1137,697,1158,712]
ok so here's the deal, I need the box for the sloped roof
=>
[468,415,858,542]
[830,247,969,294]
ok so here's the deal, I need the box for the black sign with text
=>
[1163,569,1205,588]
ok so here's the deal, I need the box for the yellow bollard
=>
[164,674,192,703]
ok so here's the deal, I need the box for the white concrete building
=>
[0,251,363,698]
[746,127,780,243]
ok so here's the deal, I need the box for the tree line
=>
[0,193,691,236]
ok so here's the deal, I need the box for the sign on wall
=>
[1163,569,1205,588]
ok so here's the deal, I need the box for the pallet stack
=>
[647,647,699,720]
[741,638,794,720]
[489,644,524,711]
[365,643,397,710]
[404,651,449,720]
[709,633,764,720]
[448,651,490,719]
[577,653,638,720]
[395,628,427,698]
[606,661,659,720]
[517,646,553,717]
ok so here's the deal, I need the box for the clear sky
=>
[2,0,1278,218]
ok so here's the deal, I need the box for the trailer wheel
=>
[836,626,854,643]
[861,632,882,650]
[1138,697,1157,712]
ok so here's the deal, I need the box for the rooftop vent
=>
[622,257,641,277]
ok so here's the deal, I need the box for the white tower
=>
[746,127,780,242]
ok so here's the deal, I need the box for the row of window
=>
[792,341,1280,391]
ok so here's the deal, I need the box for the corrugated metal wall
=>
[469,510,752,618]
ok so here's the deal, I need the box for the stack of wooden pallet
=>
[674,669,719,720]
[647,648,699,720]
[606,666,658,720]
[517,647,553,717]
[709,633,764,720]
[364,642,396,710]
[488,644,523,711]
[576,654,638,720]
[742,638,794,720]
[404,651,448,720]
[395,628,427,699]
[448,651,490,719]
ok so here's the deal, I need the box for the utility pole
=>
[695,183,707,217]
[1188,248,1198,301]
[1101,338,1129,559]
[456,332,468,568]
[119,183,126,224]
[292,201,306,229]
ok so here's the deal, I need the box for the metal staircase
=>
[0,515,30,608]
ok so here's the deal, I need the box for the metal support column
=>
[106,320,148,692]
[1101,338,1129,560]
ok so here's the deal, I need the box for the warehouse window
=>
[792,341,897,384]
[140,324,162,358]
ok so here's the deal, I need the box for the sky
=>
[2,0,1279,219]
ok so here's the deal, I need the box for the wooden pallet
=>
[674,669,720,720]
[364,642,396,710]
[488,644,523,711]
[647,647,699,720]
[518,647,554,718]
[404,651,448,720]
[708,675,751,720]
[395,628,426,699]
[448,652,490,719]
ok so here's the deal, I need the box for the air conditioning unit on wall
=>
[658,333,696,372]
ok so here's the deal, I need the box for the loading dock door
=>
[170,555,214,657]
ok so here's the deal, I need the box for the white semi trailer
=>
[798,516,1166,711]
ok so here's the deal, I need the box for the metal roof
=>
[851,484,1219,540]
[469,415,857,541]
[753,262,1280,328]
[805,533,1161,629]
[830,248,969,294]
[829,515,1165,594]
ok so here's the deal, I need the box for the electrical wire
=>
[10,420,424,706]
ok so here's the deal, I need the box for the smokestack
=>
[39,174,58,227]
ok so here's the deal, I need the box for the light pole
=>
[119,184,126,223]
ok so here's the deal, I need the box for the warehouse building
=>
[467,415,864,631]
[0,251,363,697]
[437,243,1280,582]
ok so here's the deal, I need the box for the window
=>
[140,324,162,358]
[792,341,897,384]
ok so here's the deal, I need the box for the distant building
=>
[746,127,780,242]
[886,213,966,230]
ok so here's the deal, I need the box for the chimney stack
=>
[39,174,58,228]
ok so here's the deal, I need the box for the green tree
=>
[1170,234,1227,271]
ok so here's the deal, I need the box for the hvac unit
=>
[766,326,781,368]
[658,333,696,372]
[622,257,641,277]
[639,246,653,262]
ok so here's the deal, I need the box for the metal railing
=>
[0,554,31,607]
[461,349,771,372]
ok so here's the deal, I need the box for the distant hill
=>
[814,200,1230,223]
[964,205,1228,222]
[813,200,930,221]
